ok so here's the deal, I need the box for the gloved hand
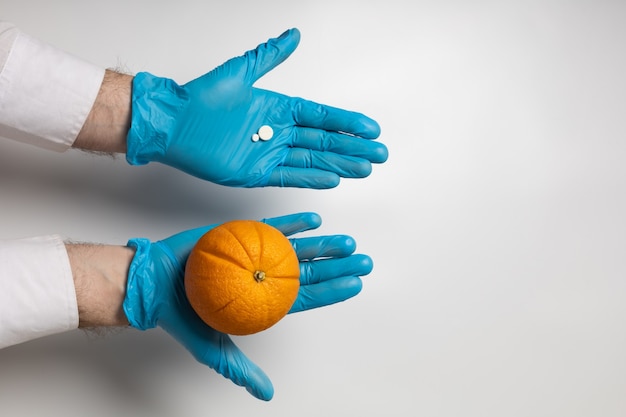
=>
[123,212,373,400]
[126,28,388,188]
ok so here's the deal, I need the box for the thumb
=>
[243,28,301,83]
[197,332,275,401]
[161,309,275,401]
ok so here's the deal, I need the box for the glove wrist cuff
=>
[123,237,158,330]
[125,72,188,166]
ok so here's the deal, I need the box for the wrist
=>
[126,72,188,165]
[123,238,159,330]
[73,69,133,153]
[66,243,134,328]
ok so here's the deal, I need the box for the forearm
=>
[73,69,133,153]
[65,243,134,327]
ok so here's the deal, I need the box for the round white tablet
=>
[258,125,274,141]
[251,133,260,142]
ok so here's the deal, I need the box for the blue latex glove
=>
[126,28,388,188]
[123,212,373,400]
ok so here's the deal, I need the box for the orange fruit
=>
[184,220,300,335]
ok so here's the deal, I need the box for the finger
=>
[261,212,321,236]
[299,254,373,285]
[289,276,363,313]
[291,235,357,261]
[292,127,388,163]
[266,167,341,189]
[161,312,274,401]
[160,224,218,265]
[291,98,381,139]
[244,28,301,83]
[207,336,274,401]
[282,148,373,178]
[165,212,321,261]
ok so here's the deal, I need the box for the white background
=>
[1,0,626,416]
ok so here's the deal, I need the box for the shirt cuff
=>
[0,28,105,151]
[0,235,78,348]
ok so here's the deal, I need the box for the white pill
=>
[251,133,260,142]
[258,125,274,141]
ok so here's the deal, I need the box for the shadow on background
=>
[0,140,303,230]
[0,327,230,416]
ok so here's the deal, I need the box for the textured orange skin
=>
[184,220,300,335]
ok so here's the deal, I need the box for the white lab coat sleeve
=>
[0,235,78,348]
[0,21,105,151]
